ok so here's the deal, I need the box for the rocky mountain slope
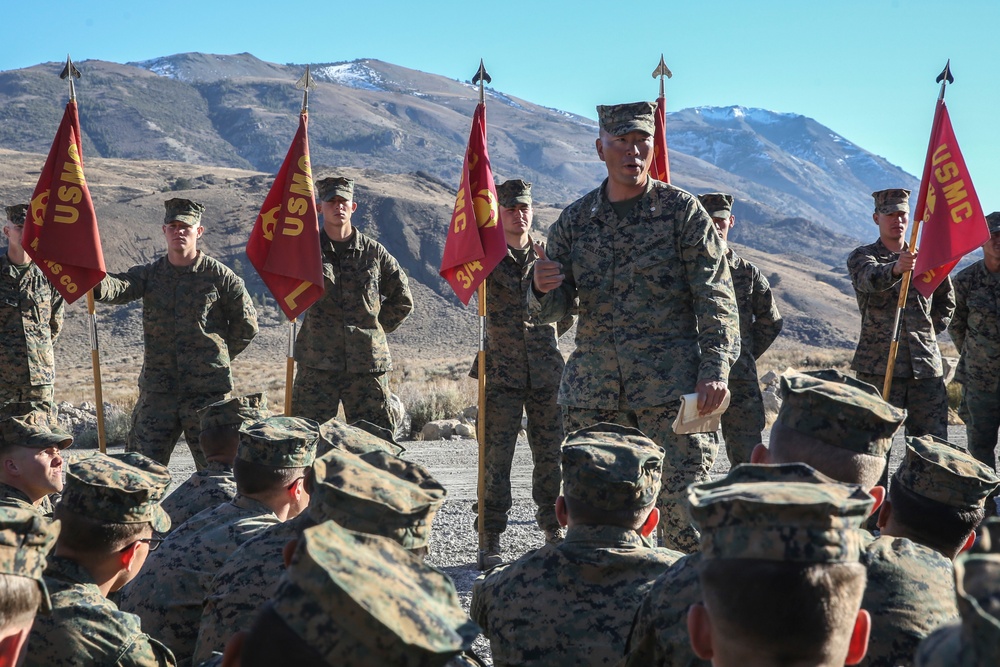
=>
[0,52,917,243]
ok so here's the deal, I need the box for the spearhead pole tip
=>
[651,54,672,98]
[936,59,954,101]
[59,54,81,102]
[295,65,315,113]
[472,59,491,105]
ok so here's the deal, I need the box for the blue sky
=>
[4,0,998,211]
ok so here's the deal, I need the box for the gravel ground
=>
[72,425,969,665]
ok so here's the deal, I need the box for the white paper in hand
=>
[671,391,731,435]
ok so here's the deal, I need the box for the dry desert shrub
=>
[392,360,477,437]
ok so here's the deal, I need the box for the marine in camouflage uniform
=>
[698,193,782,465]
[0,204,64,418]
[193,433,445,663]
[471,424,682,666]
[623,370,905,667]
[860,435,1000,667]
[93,199,258,469]
[26,451,177,667]
[949,212,1000,474]
[0,505,58,667]
[683,467,873,667]
[848,189,953,444]
[291,177,413,432]
[158,393,269,529]
[470,179,572,555]
[914,518,1000,667]
[530,102,740,553]
[219,520,481,666]
[0,412,73,517]
[118,417,317,664]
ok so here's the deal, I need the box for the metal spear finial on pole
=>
[472,59,490,105]
[295,65,315,114]
[59,55,81,103]
[936,59,954,102]
[652,54,672,99]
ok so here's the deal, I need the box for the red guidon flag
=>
[246,112,324,319]
[23,100,106,304]
[652,95,671,183]
[439,102,506,305]
[912,99,990,298]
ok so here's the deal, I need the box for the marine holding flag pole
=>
[23,55,109,451]
[882,60,989,398]
[651,54,672,183]
[246,66,324,415]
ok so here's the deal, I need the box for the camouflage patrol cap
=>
[698,193,735,220]
[986,211,1000,234]
[316,176,355,202]
[237,416,318,469]
[309,448,445,549]
[61,452,172,533]
[317,419,404,458]
[163,198,205,226]
[893,435,1000,510]
[0,412,73,450]
[0,507,59,612]
[496,179,532,208]
[198,393,270,431]
[690,464,873,563]
[872,188,911,215]
[271,521,478,664]
[776,369,906,457]
[560,423,665,511]
[5,204,28,225]
[596,102,656,136]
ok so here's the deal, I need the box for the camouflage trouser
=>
[962,385,1000,472]
[720,379,765,467]
[127,389,222,469]
[0,384,56,419]
[856,372,948,496]
[562,404,717,554]
[477,384,562,534]
[292,365,394,433]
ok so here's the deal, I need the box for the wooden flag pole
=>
[472,59,491,569]
[61,55,107,452]
[282,66,316,416]
[86,291,107,453]
[882,62,952,399]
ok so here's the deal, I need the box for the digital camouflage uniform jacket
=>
[0,254,64,388]
[118,494,280,664]
[470,239,573,388]
[621,551,706,667]
[471,524,681,666]
[859,535,959,667]
[26,556,177,667]
[294,229,413,373]
[158,460,236,529]
[727,250,782,382]
[94,253,258,393]
[193,516,304,663]
[949,260,1000,392]
[847,239,955,378]
[528,179,740,410]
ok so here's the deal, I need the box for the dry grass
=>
[756,346,854,378]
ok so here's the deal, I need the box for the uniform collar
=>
[321,229,361,252]
[563,523,646,549]
[589,177,660,223]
